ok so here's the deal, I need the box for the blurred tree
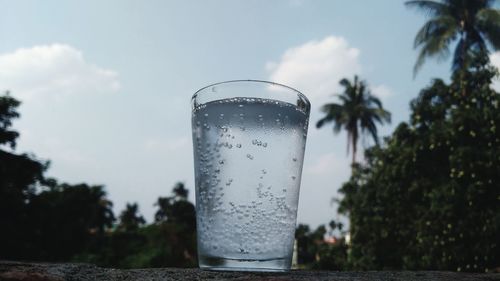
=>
[152,182,196,267]
[406,0,500,75]
[0,91,198,268]
[77,183,197,268]
[28,181,115,261]
[118,203,146,232]
[0,92,47,259]
[0,91,20,148]
[295,224,314,265]
[295,222,348,270]
[155,182,196,230]
[316,76,391,165]
[339,57,500,272]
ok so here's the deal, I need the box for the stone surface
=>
[0,261,499,281]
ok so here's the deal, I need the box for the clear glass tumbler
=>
[191,80,310,271]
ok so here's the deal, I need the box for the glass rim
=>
[191,79,310,107]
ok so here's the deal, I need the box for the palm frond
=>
[481,25,500,50]
[477,8,500,23]
[405,0,449,17]
[367,95,383,109]
[316,116,331,129]
[337,94,351,104]
[413,24,456,76]
[375,108,392,123]
[333,120,343,134]
[360,114,379,145]
[413,16,457,48]
[316,103,344,129]
[339,78,351,89]
[477,8,500,50]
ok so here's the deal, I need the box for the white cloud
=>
[306,152,345,175]
[0,44,120,101]
[267,36,362,107]
[491,51,500,92]
[371,84,394,100]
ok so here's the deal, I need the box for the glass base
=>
[199,255,290,272]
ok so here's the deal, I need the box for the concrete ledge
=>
[0,261,498,281]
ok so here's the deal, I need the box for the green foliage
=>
[317,75,391,165]
[295,222,348,270]
[0,92,21,148]
[27,181,115,261]
[0,93,48,259]
[339,60,500,272]
[155,182,196,231]
[118,203,146,232]
[0,92,197,267]
[76,183,197,268]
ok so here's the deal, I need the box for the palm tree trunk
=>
[352,139,357,166]
[351,129,358,166]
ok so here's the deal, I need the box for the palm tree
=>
[406,0,500,76]
[316,76,391,165]
[118,202,146,232]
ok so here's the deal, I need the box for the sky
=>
[1,0,499,229]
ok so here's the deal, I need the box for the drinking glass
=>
[191,80,310,271]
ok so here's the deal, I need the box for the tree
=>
[0,92,20,148]
[151,182,197,267]
[338,58,500,272]
[155,182,195,229]
[28,181,116,261]
[316,76,391,165]
[77,183,198,269]
[118,203,146,232]
[0,93,47,259]
[295,223,348,270]
[0,92,119,262]
[406,0,500,75]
